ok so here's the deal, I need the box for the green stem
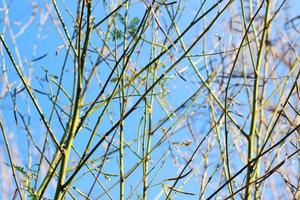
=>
[245,1,270,199]
[119,2,129,199]
[54,1,92,199]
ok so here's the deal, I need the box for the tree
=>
[0,0,299,199]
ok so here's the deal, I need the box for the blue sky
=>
[1,0,300,199]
